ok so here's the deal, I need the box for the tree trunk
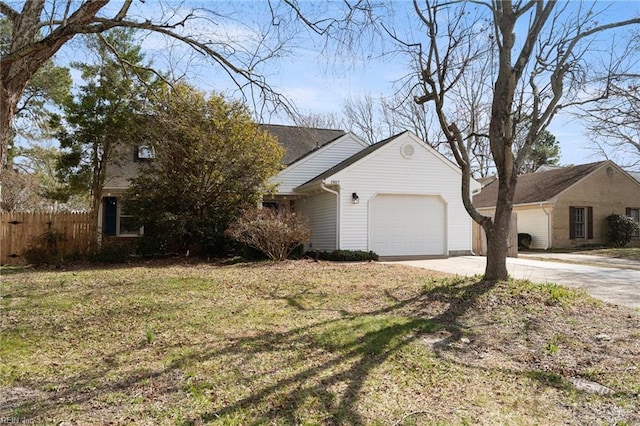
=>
[0,78,25,173]
[482,165,518,280]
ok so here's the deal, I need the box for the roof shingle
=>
[473,161,607,208]
[259,124,346,165]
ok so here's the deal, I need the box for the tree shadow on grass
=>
[5,277,498,424]
[190,278,497,425]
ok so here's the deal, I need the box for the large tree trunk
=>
[483,175,517,280]
[0,0,109,176]
[0,82,21,171]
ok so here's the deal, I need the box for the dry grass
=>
[1,260,638,425]
[582,248,640,262]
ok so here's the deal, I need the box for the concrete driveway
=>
[389,254,640,309]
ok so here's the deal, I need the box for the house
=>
[473,161,640,249]
[264,127,481,258]
[99,124,481,258]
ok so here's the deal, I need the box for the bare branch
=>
[115,0,133,21]
[0,1,19,22]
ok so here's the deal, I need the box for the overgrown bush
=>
[310,249,379,262]
[91,239,134,263]
[22,229,67,267]
[226,208,312,261]
[606,214,640,247]
[518,233,532,250]
[134,234,169,258]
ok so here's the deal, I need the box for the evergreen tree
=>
[125,84,284,256]
[53,29,162,246]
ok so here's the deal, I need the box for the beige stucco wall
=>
[553,165,640,248]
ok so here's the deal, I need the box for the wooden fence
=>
[0,212,92,265]
[472,212,518,258]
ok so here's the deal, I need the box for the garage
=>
[369,194,446,257]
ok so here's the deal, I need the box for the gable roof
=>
[296,131,407,189]
[259,124,346,165]
[473,161,607,208]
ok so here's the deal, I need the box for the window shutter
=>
[587,206,594,239]
[569,207,576,239]
[627,207,632,216]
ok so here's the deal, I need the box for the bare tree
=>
[293,112,344,130]
[0,0,300,176]
[341,92,444,146]
[580,82,640,171]
[342,93,382,144]
[400,1,640,280]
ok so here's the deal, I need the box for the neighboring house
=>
[265,128,481,258]
[473,161,640,249]
[99,124,481,258]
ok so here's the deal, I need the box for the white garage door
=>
[370,194,446,256]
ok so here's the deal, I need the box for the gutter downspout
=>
[320,181,340,250]
[541,203,551,250]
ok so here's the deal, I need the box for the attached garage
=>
[293,131,478,257]
[369,194,446,256]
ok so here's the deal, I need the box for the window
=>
[575,208,585,238]
[119,202,142,236]
[569,206,593,240]
[262,202,278,210]
[627,208,640,238]
[103,197,142,237]
[135,145,155,161]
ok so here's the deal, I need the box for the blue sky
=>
[54,1,640,168]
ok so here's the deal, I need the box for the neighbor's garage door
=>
[370,194,446,256]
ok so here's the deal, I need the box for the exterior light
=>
[352,192,360,204]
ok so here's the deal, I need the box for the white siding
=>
[272,134,367,194]
[515,207,551,249]
[370,194,446,256]
[296,191,337,251]
[329,133,472,255]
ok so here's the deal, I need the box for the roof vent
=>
[606,166,614,176]
[401,143,415,159]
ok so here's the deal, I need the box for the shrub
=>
[91,239,134,263]
[135,234,169,258]
[606,214,639,247]
[22,229,66,267]
[518,233,532,250]
[310,249,379,262]
[225,208,312,261]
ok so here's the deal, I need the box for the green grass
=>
[1,260,638,424]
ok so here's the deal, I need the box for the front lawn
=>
[1,261,638,424]
[582,247,640,261]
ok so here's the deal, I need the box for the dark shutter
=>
[569,206,576,239]
[587,206,593,239]
[104,197,117,236]
[627,207,632,216]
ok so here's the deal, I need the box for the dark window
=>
[119,202,141,236]
[569,206,593,239]
[262,202,278,210]
[575,208,585,238]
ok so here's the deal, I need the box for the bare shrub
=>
[226,208,311,261]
